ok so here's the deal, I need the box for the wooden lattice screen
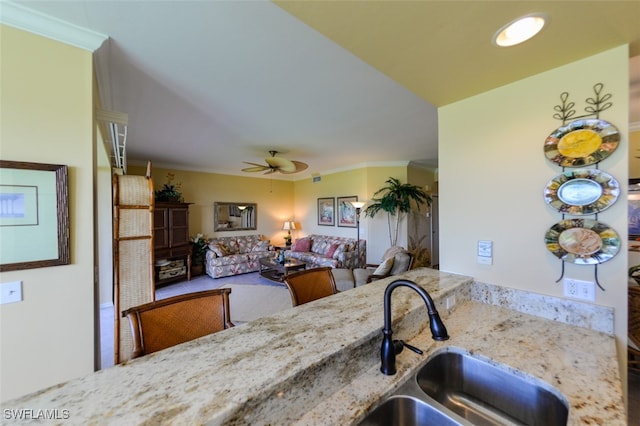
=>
[113,165,154,363]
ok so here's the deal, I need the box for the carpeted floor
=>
[155,271,284,299]
[158,272,293,322]
[100,272,291,369]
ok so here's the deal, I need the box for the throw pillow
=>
[228,240,240,254]
[208,242,223,257]
[373,256,394,276]
[332,244,347,259]
[382,246,406,262]
[214,243,234,256]
[326,243,340,258]
[293,238,311,252]
[390,253,411,275]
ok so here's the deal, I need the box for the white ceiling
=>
[5,1,640,179]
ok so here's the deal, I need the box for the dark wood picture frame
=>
[317,197,335,226]
[337,196,358,228]
[630,179,640,240]
[0,160,69,271]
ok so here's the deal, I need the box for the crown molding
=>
[127,159,415,182]
[0,1,107,51]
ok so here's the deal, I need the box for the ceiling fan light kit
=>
[242,150,308,174]
[265,156,296,172]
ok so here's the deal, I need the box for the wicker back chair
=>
[629,286,640,373]
[284,267,338,306]
[122,289,233,359]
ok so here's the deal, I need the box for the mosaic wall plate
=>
[543,169,619,215]
[545,219,620,265]
[544,119,619,167]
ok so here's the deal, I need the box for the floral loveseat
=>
[284,234,366,269]
[205,234,270,279]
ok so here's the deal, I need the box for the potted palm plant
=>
[190,233,207,276]
[363,177,431,247]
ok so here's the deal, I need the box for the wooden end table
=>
[259,257,306,283]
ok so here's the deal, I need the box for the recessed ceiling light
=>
[494,14,546,47]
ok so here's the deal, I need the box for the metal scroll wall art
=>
[543,83,621,291]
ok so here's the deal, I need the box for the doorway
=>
[429,195,439,269]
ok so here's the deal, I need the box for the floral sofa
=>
[284,234,366,269]
[205,234,271,279]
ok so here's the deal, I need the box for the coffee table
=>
[259,257,306,283]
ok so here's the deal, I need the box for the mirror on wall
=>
[214,202,257,231]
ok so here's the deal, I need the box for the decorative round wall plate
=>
[544,119,619,167]
[543,169,620,215]
[544,219,620,265]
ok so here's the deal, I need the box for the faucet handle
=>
[397,340,423,355]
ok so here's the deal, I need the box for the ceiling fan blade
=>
[241,153,306,174]
[265,156,296,172]
[241,162,269,172]
[280,160,309,174]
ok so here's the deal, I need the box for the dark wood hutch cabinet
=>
[153,202,192,286]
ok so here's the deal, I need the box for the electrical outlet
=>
[563,278,595,302]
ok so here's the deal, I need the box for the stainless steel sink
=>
[358,395,461,426]
[359,348,569,426]
[416,351,568,426]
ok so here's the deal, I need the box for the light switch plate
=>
[477,240,492,257]
[477,240,493,265]
[0,281,23,304]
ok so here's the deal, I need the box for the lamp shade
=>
[283,221,296,231]
[350,201,366,209]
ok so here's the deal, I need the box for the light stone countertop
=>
[1,269,624,425]
[299,300,624,425]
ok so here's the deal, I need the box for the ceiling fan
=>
[241,150,308,174]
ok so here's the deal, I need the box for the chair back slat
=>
[284,267,337,306]
[122,289,233,358]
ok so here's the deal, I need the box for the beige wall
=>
[439,46,629,376]
[131,164,421,266]
[292,167,366,239]
[630,130,640,179]
[96,132,113,307]
[292,165,418,263]
[129,165,295,245]
[0,26,95,401]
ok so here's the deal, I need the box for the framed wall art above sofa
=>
[317,197,334,226]
[337,196,357,228]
